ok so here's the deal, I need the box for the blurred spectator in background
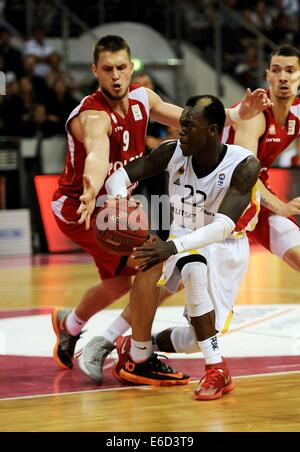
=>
[47,77,78,133]
[0,72,23,135]
[46,51,77,92]
[269,13,295,45]
[0,27,23,78]
[19,76,38,114]
[23,26,54,77]
[22,54,50,103]
[18,77,60,137]
[251,1,273,33]
[133,73,171,147]
[235,44,260,90]
[20,103,61,138]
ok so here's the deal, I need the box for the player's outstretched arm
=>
[147,89,182,128]
[105,140,177,198]
[77,110,111,229]
[259,182,300,217]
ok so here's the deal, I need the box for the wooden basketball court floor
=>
[0,245,299,432]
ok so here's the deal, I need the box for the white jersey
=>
[167,141,258,237]
[160,141,255,332]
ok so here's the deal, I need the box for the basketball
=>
[93,198,149,255]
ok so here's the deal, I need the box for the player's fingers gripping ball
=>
[94,197,149,255]
[127,236,155,269]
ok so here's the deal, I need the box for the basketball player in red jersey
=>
[223,45,300,271]
[50,35,271,384]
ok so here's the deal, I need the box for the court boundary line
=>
[1,370,299,403]
[226,307,296,335]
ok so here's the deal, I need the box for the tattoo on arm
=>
[124,140,177,183]
[219,155,261,223]
[260,193,272,209]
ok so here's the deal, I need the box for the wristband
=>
[229,104,241,123]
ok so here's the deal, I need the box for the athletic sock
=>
[66,310,87,336]
[199,335,222,365]
[130,339,153,362]
[103,316,130,344]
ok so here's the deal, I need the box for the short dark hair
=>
[93,35,131,65]
[186,94,226,134]
[268,45,300,68]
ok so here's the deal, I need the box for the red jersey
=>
[56,84,149,200]
[222,91,300,251]
[222,91,300,188]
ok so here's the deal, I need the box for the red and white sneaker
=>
[194,359,234,401]
[112,335,132,384]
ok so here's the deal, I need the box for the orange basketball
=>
[93,198,149,255]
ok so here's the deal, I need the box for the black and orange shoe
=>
[194,359,234,401]
[51,307,82,370]
[113,335,190,386]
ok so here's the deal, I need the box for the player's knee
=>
[177,255,213,318]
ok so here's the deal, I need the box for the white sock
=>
[103,316,130,344]
[130,339,153,362]
[66,310,87,336]
[199,335,222,365]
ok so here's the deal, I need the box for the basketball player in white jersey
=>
[101,95,260,400]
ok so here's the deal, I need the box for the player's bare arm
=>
[147,89,182,128]
[105,140,177,198]
[77,110,111,229]
[125,139,176,181]
[233,114,300,216]
[133,155,260,272]
[218,155,261,222]
[259,184,300,217]
[233,112,266,153]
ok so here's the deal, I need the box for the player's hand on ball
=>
[132,235,177,272]
[94,197,148,255]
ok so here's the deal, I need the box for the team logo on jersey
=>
[288,120,296,135]
[131,104,143,121]
[173,178,181,186]
[177,167,185,176]
[217,173,226,187]
[268,124,276,135]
